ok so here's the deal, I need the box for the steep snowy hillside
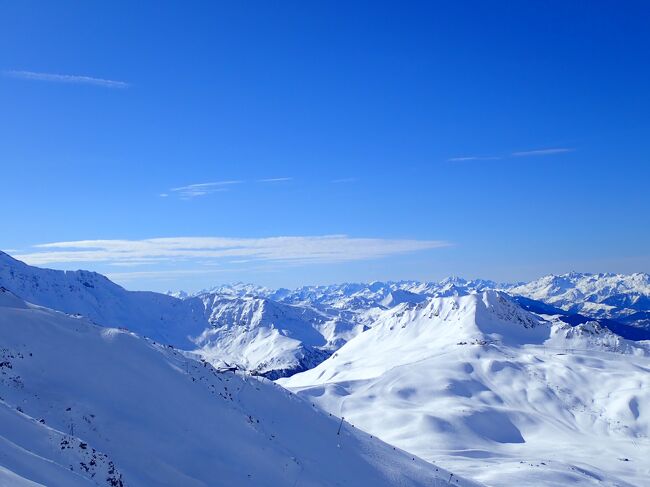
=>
[509,272,650,322]
[0,251,208,348]
[0,287,478,487]
[281,292,650,487]
[194,293,364,378]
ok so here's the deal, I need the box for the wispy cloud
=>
[105,269,231,282]
[331,178,358,183]
[168,181,242,199]
[3,70,129,88]
[14,236,451,266]
[448,147,575,162]
[447,156,501,162]
[257,177,293,183]
[511,148,574,157]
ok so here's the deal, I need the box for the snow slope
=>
[281,292,650,487]
[0,251,208,348]
[194,293,364,378]
[0,287,478,487]
[189,279,503,376]
[0,253,369,378]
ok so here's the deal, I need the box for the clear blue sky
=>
[1,1,648,291]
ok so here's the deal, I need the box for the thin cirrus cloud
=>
[448,147,574,162]
[3,70,129,88]
[511,148,574,157]
[447,156,502,162]
[13,236,451,267]
[164,179,291,198]
[257,177,293,183]
[167,181,243,199]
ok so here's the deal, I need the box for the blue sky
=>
[1,1,648,291]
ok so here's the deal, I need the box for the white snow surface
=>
[5,249,649,381]
[0,287,477,487]
[3,251,650,486]
[281,292,650,487]
[509,272,650,318]
[194,293,364,377]
[0,251,208,349]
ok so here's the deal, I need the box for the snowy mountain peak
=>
[474,290,544,330]
[378,291,545,344]
[282,292,649,487]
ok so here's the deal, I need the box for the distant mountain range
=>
[3,250,649,379]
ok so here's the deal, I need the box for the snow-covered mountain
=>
[266,279,505,309]
[4,249,650,383]
[0,251,208,349]
[194,292,364,378]
[215,273,650,336]
[0,253,362,378]
[198,282,273,298]
[280,291,650,487]
[0,287,476,487]
[3,250,650,486]
[187,280,505,377]
[509,272,650,321]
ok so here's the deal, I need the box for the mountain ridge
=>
[280,291,650,487]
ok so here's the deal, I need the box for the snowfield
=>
[0,287,476,487]
[280,292,650,487]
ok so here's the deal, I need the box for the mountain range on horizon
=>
[2,249,650,377]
